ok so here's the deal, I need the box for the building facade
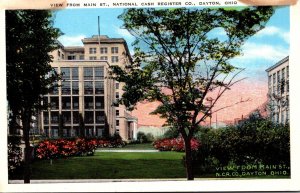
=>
[40,35,137,140]
[266,56,289,124]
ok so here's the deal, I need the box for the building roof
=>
[265,56,289,72]
[82,35,127,44]
[64,46,84,52]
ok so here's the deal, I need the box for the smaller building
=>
[266,56,289,124]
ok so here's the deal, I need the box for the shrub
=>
[35,137,127,159]
[137,132,148,143]
[163,127,180,139]
[192,113,290,175]
[153,137,200,152]
[8,135,23,176]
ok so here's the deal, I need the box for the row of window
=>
[268,66,289,86]
[89,47,119,54]
[272,110,289,124]
[44,96,105,110]
[44,126,104,137]
[67,55,119,63]
[43,110,105,125]
[60,67,104,80]
[51,81,104,95]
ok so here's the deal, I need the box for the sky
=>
[52,7,290,126]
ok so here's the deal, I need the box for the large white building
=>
[40,35,137,140]
[266,56,289,124]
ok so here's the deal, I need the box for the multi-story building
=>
[266,56,289,124]
[40,35,137,140]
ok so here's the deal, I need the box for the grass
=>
[121,142,155,150]
[28,152,186,179]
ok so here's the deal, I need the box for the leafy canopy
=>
[111,7,274,135]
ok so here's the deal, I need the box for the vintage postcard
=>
[0,0,300,192]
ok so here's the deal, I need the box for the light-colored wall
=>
[267,59,289,124]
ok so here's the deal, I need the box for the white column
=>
[133,121,138,140]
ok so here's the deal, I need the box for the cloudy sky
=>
[53,7,290,125]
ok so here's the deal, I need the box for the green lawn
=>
[28,152,186,179]
[120,142,155,150]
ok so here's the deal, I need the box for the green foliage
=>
[163,127,180,139]
[193,113,290,174]
[112,7,274,135]
[136,132,154,143]
[6,10,62,117]
[6,10,62,183]
[112,7,274,180]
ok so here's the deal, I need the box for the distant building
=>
[266,56,289,124]
[40,35,137,140]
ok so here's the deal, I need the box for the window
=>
[111,47,119,54]
[273,74,276,85]
[116,82,119,89]
[61,81,71,95]
[72,68,79,80]
[277,71,280,83]
[112,56,119,63]
[68,55,76,60]
[62,54,65,60]
[100,56,108,60]
[84,67,93,80]
[282,68,285,80]
[84,96,94,109]
[95,82,104,94]
[116,110,119,116]
[95,96,104,109]
[84,111,94,124]
[50,97,59,109]
[287,66,289,78]
[73,111,79,124]
[73,97,79,110]
[96,126,104,137]
[62,111,71,124]
[43,112,49,124]
[96,111,105,124]
[51,127,59,137]
[72,82,79,95]
[79,55,84,60]
[89,47,97,54]
[116,92,119,99]
[116,119,120,126]
[58,50,61,57]
[95,67,104,80]
[100,47,107,54]
[51,112,59,124]
[89,56,97,60]
[61,67,70,80]
[281,112,285,124]
[84,81,93,94]
[62,97,71,109]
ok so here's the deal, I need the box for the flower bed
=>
[35,137,126,159]
[153,137,200,152]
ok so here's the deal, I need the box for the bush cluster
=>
[35,137,126,159]
[8,135,22,176]
[136,132,154,143]
[193,113,290,174]
[153,137,200,152]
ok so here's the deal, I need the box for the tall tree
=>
[111,7,274,180]
[6,10,61,183]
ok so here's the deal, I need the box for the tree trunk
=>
[183,136,194,180]
[22,110,32,184]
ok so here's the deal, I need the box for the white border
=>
[0,1,300,192]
